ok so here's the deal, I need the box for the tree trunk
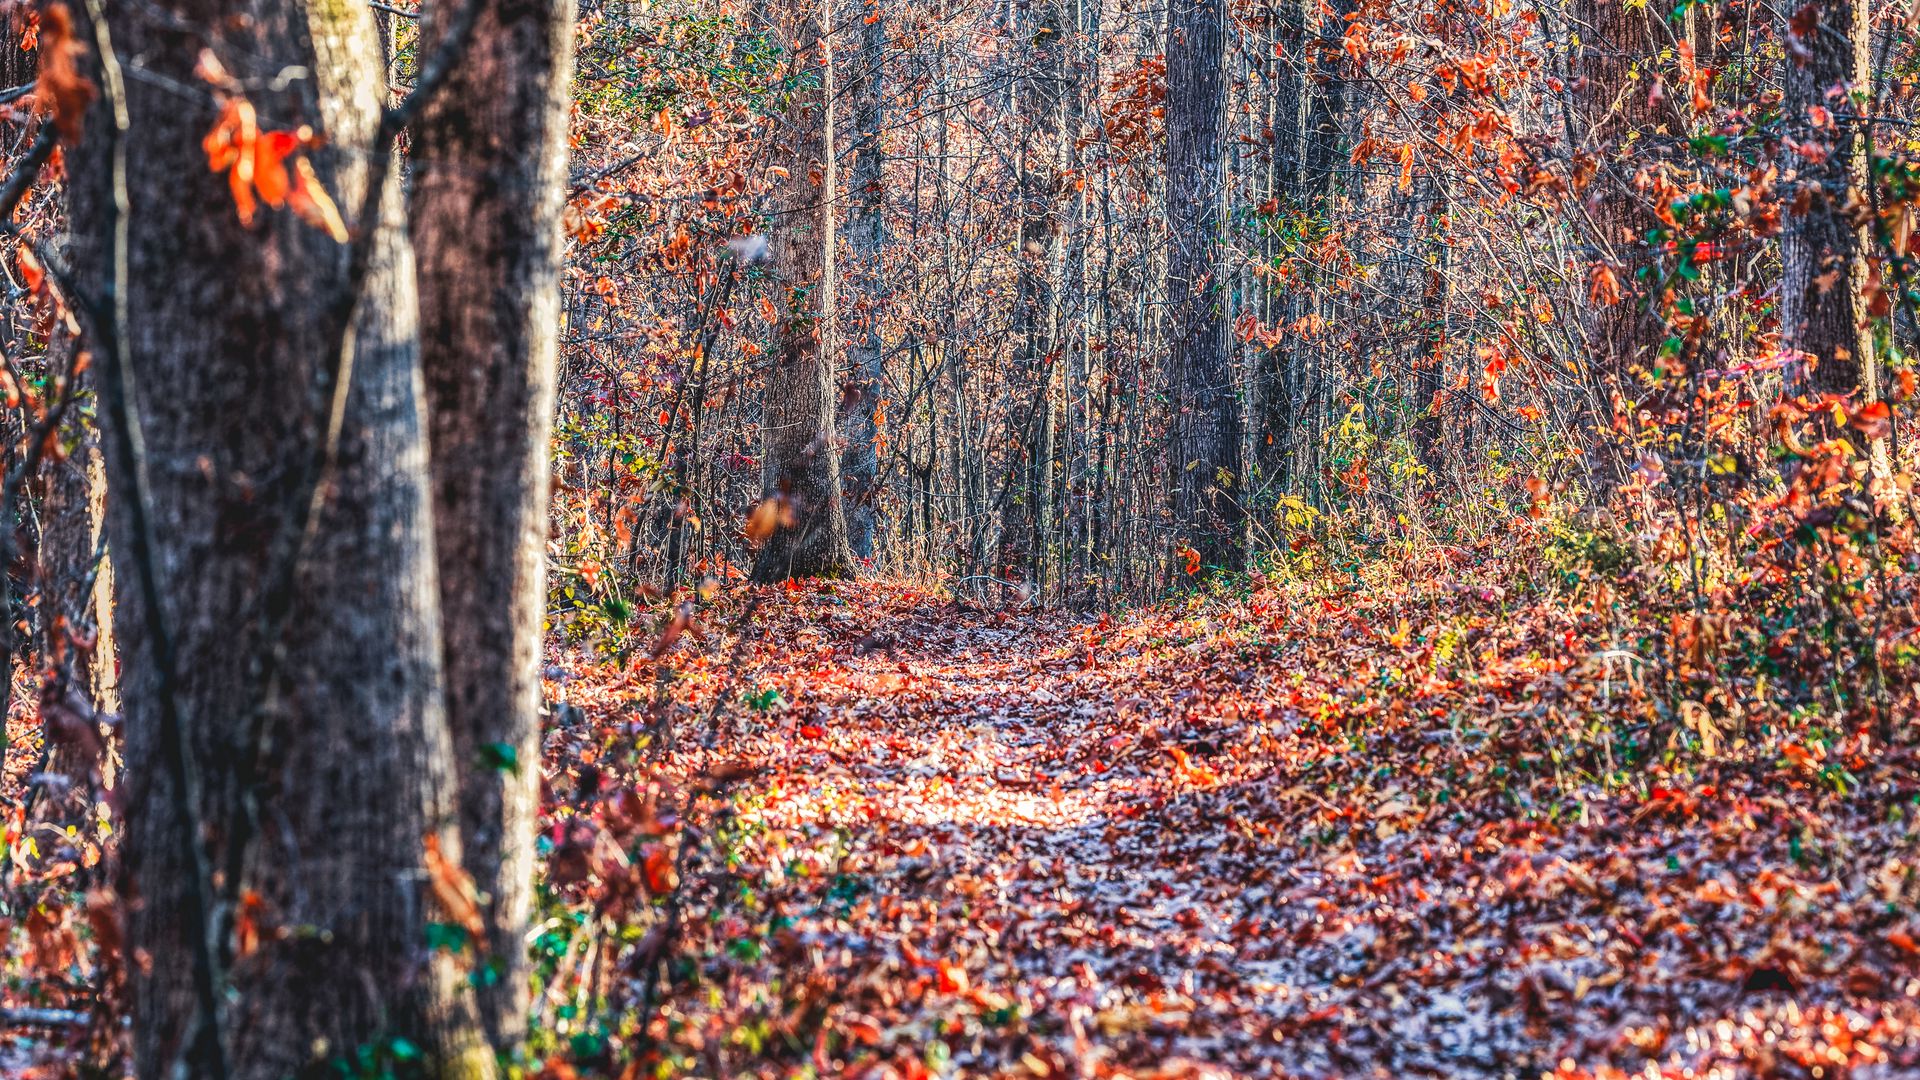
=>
[31,377,117,822]
[410,0,574,1049]
[753,0,853,583]
[1165,0,1242,575]
[79,0,492,1073]
[1003,0,1066,594]
[840,1,886,561]
[1412,194,1449,476]
[1253,0,1305,497]
[1780,0,1874,399]
[1570,0,1666,425]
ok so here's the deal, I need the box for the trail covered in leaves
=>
[531,563,1920,1080]
[9,552,1920,1077]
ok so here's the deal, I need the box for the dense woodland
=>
[0,0,1917,1076]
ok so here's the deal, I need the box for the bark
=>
[1412,196,1448,475]
[78,0,491,1073]
[31,377,117,821]
[841,1,886,561]
[1003,0,1066,593]
[1165,0,1242,575]
[1299,0,1350,213]
[1252,0,1305,494]
[1780,0,1874,399]
[1570,0,1666,406]
[1,1,31,89]
[753,0,853,582]
[410,0,573,1049]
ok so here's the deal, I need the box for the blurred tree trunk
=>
[1165,0,1242,575]
[841,1,886,561]
[31,366,117,821]
[76,0,491,1073]
[1780,0,1874,400]
[410,0,574,1049]
[753,0,853,582]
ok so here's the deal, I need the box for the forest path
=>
[568,580,1920,1078]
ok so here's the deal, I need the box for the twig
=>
[0,1006,90,1028]
[0,125,56,222]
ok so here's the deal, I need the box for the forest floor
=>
[542,559,1920,1080]
[8,551,1920,1078]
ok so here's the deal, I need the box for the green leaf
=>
[478,742,520,775]
[602,595,633,624]
[425,922,472,954]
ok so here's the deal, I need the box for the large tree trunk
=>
[78,0,491,1073]
[752,0,853,583]
[1165,0,1242,575]
[410,0,573,1049]
[1779,0,1874,399]
[840,2,886,562]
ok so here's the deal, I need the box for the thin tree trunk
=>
[1413,193,1448,474]
[32,377,117,821]
[410,0,574,1048]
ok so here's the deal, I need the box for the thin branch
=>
[0,125,56,222]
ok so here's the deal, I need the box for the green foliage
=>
[1543,520,1636,587]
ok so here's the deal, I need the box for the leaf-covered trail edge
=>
[543,565,1920,1080]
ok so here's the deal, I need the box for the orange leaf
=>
[234,890,267,959]
[250,129,299,208]
[651,604,691,658]
[18,246,45,295]
[423,833,486,946]
[937,960,969,994]
[745,496,786,547]
[643,844,678,894]
[34,4,95,143]
[1850,400,1892,440]
[1589,262,1622,307]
